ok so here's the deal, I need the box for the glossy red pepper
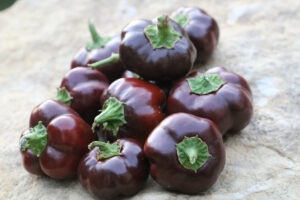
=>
[120,15,196,81]
[29,99,79,128]
[71,23,124,82]
[78,139,149,200]
[171,7,219,63]
[20,114,96,179]
[167,67,253,135]
[56,67,109,124]
[93,78,165,144]
[144,113,225,194]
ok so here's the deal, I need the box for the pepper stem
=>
[173,14,189,27]
[19,121,48,157]
[88,141,122,160]
[92,97,126,136]
[186,148,197,164]
[88,53,120,69]
[55,87,73,106]
[85,21,112,51]
[176,136,211,173]
[187,74,226,95]
[144,15,182,49]
[157,15,169,32]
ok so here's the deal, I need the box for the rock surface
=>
[0,0,299,199]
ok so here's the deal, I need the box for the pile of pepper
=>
[19,6,253,200]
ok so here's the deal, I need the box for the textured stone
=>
[0,0,299,199]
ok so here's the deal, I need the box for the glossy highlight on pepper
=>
[167,67,253,135]
[78,139,149,200]
[71,22,124,82]
[171,6,220,63]
[144,113,225,194]
[20,114,96,179]
[94,78,166,144]
[120,15,196,81]
[58,67,109,125]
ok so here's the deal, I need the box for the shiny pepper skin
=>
[78,139,149,200]
[58,67,109,124]
[94,78,166,144]
[144,113,225,194]
[167,67,253,135]
[29,99,79,128]
[120,16,196,82]
[20,114,96,179]
[171,6,220,63]
[71,33,124,82]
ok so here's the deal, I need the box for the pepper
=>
[71,22,124,82]
[144,113,225,194]
[167,67,253,135]
[93,78,165,144]
[171,7,219,63]
[121,70,174,98]
[20,114,96,179]
[119,15,196,82]
[56,67,109,125]
[78,139,149,200]
[29,99,79,128]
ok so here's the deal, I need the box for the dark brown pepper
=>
[171,7,219,63]
[78,139,149,200]
[144,113,225,194]
[167,67,253,135]
[120,16,196,82]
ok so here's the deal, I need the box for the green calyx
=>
[144,15,182,49]
[173,14,189,27]
[19,121,48,157]
[88,53,120,69]
[176,136,211,173]
[88,141,122,160]
[55,87,73,106]
[92,97,126,136]
[85,21,112,51]
[187,74,226,95]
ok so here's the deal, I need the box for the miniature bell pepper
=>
[78,139,149,199]
[144,113,225,194]
[56,67,109,124]
[119,15,196,81]
[71,22,124,82]
[167,67,253,135]
[29,99,79,128]
[121,70,174,97]
[93,78,165,143]
[20,114,96,179]
[171,6,219,63]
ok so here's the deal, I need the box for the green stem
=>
[176,136,211,173]
[186,147,197,164]
[19,121,48,157]
[88,141,122,160]
[187,74,226,95]
[157,15,169,34]
[55,87,73,106]
[85,21,112,51]
[144,15,182,49]
[92,97,126,136]
[173,14,189,27]
[88,53,120,69]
